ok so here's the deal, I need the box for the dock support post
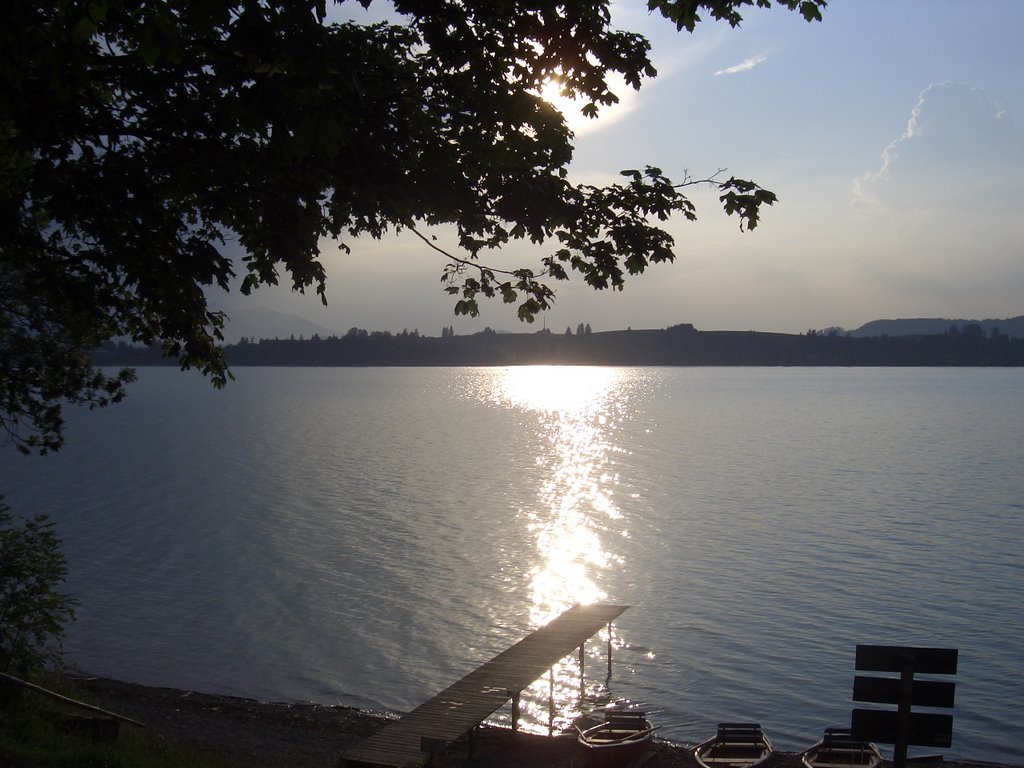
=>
[579,643,586,698]
[548,667,555,737]
[511,691,521,733]
[607,622,613,679]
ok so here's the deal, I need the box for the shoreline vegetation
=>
[4,675,1019,768]
[94,322,1024,368]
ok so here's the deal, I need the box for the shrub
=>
[0,497,77,676]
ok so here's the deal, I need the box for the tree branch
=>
[408,224,547,281]
[672,168,728,189]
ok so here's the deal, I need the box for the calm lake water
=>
[1,367,1021,763]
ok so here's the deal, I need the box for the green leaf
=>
[71,18,96,44]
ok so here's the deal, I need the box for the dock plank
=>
[343,603,628,767]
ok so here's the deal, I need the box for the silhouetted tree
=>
[2,0,824,452]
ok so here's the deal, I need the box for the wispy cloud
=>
[714,54,767,76]
[853,81,1024,212]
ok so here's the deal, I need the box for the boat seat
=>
[606,712,647,729]
[821,727,870,752]
[716,723,765,745]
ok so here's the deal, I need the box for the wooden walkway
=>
[342,603,628,767]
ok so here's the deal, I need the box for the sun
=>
[537,75,589,133]
[539,75,574,111]
[536,73,634,136]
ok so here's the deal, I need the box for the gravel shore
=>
[69,676,1015,768]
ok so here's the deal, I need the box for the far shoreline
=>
[92,322,1024,368]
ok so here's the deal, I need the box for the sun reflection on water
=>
[492,366,634,733]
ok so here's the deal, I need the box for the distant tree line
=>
[93,322,1024,368]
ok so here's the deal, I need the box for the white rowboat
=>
[693,723,774,768]
[801,728,882,768]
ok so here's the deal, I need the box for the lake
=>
[1,366,1021,763]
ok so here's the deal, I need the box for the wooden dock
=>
[342,603,628,767]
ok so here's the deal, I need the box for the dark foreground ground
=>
[69,677,1016,768]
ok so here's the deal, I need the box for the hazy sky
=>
[215,0,1024,338]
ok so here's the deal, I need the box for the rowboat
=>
[801,728,882,768]
[576,711,656,768]
[693,723,773,768]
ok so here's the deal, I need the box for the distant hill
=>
[850,316,1024,338]
[215,311,1024,344]
[217,306,339,344]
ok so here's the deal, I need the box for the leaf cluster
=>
[650,0,827,31]
[1,0,822,452]
[0,498,78,675]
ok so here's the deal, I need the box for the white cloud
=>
[853,81,1024,212]
[714,54,767,76]
[843,82,1024,321]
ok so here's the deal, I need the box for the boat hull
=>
[578,715,655,768]
[693,723,773,768]
[801,729,882,768]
